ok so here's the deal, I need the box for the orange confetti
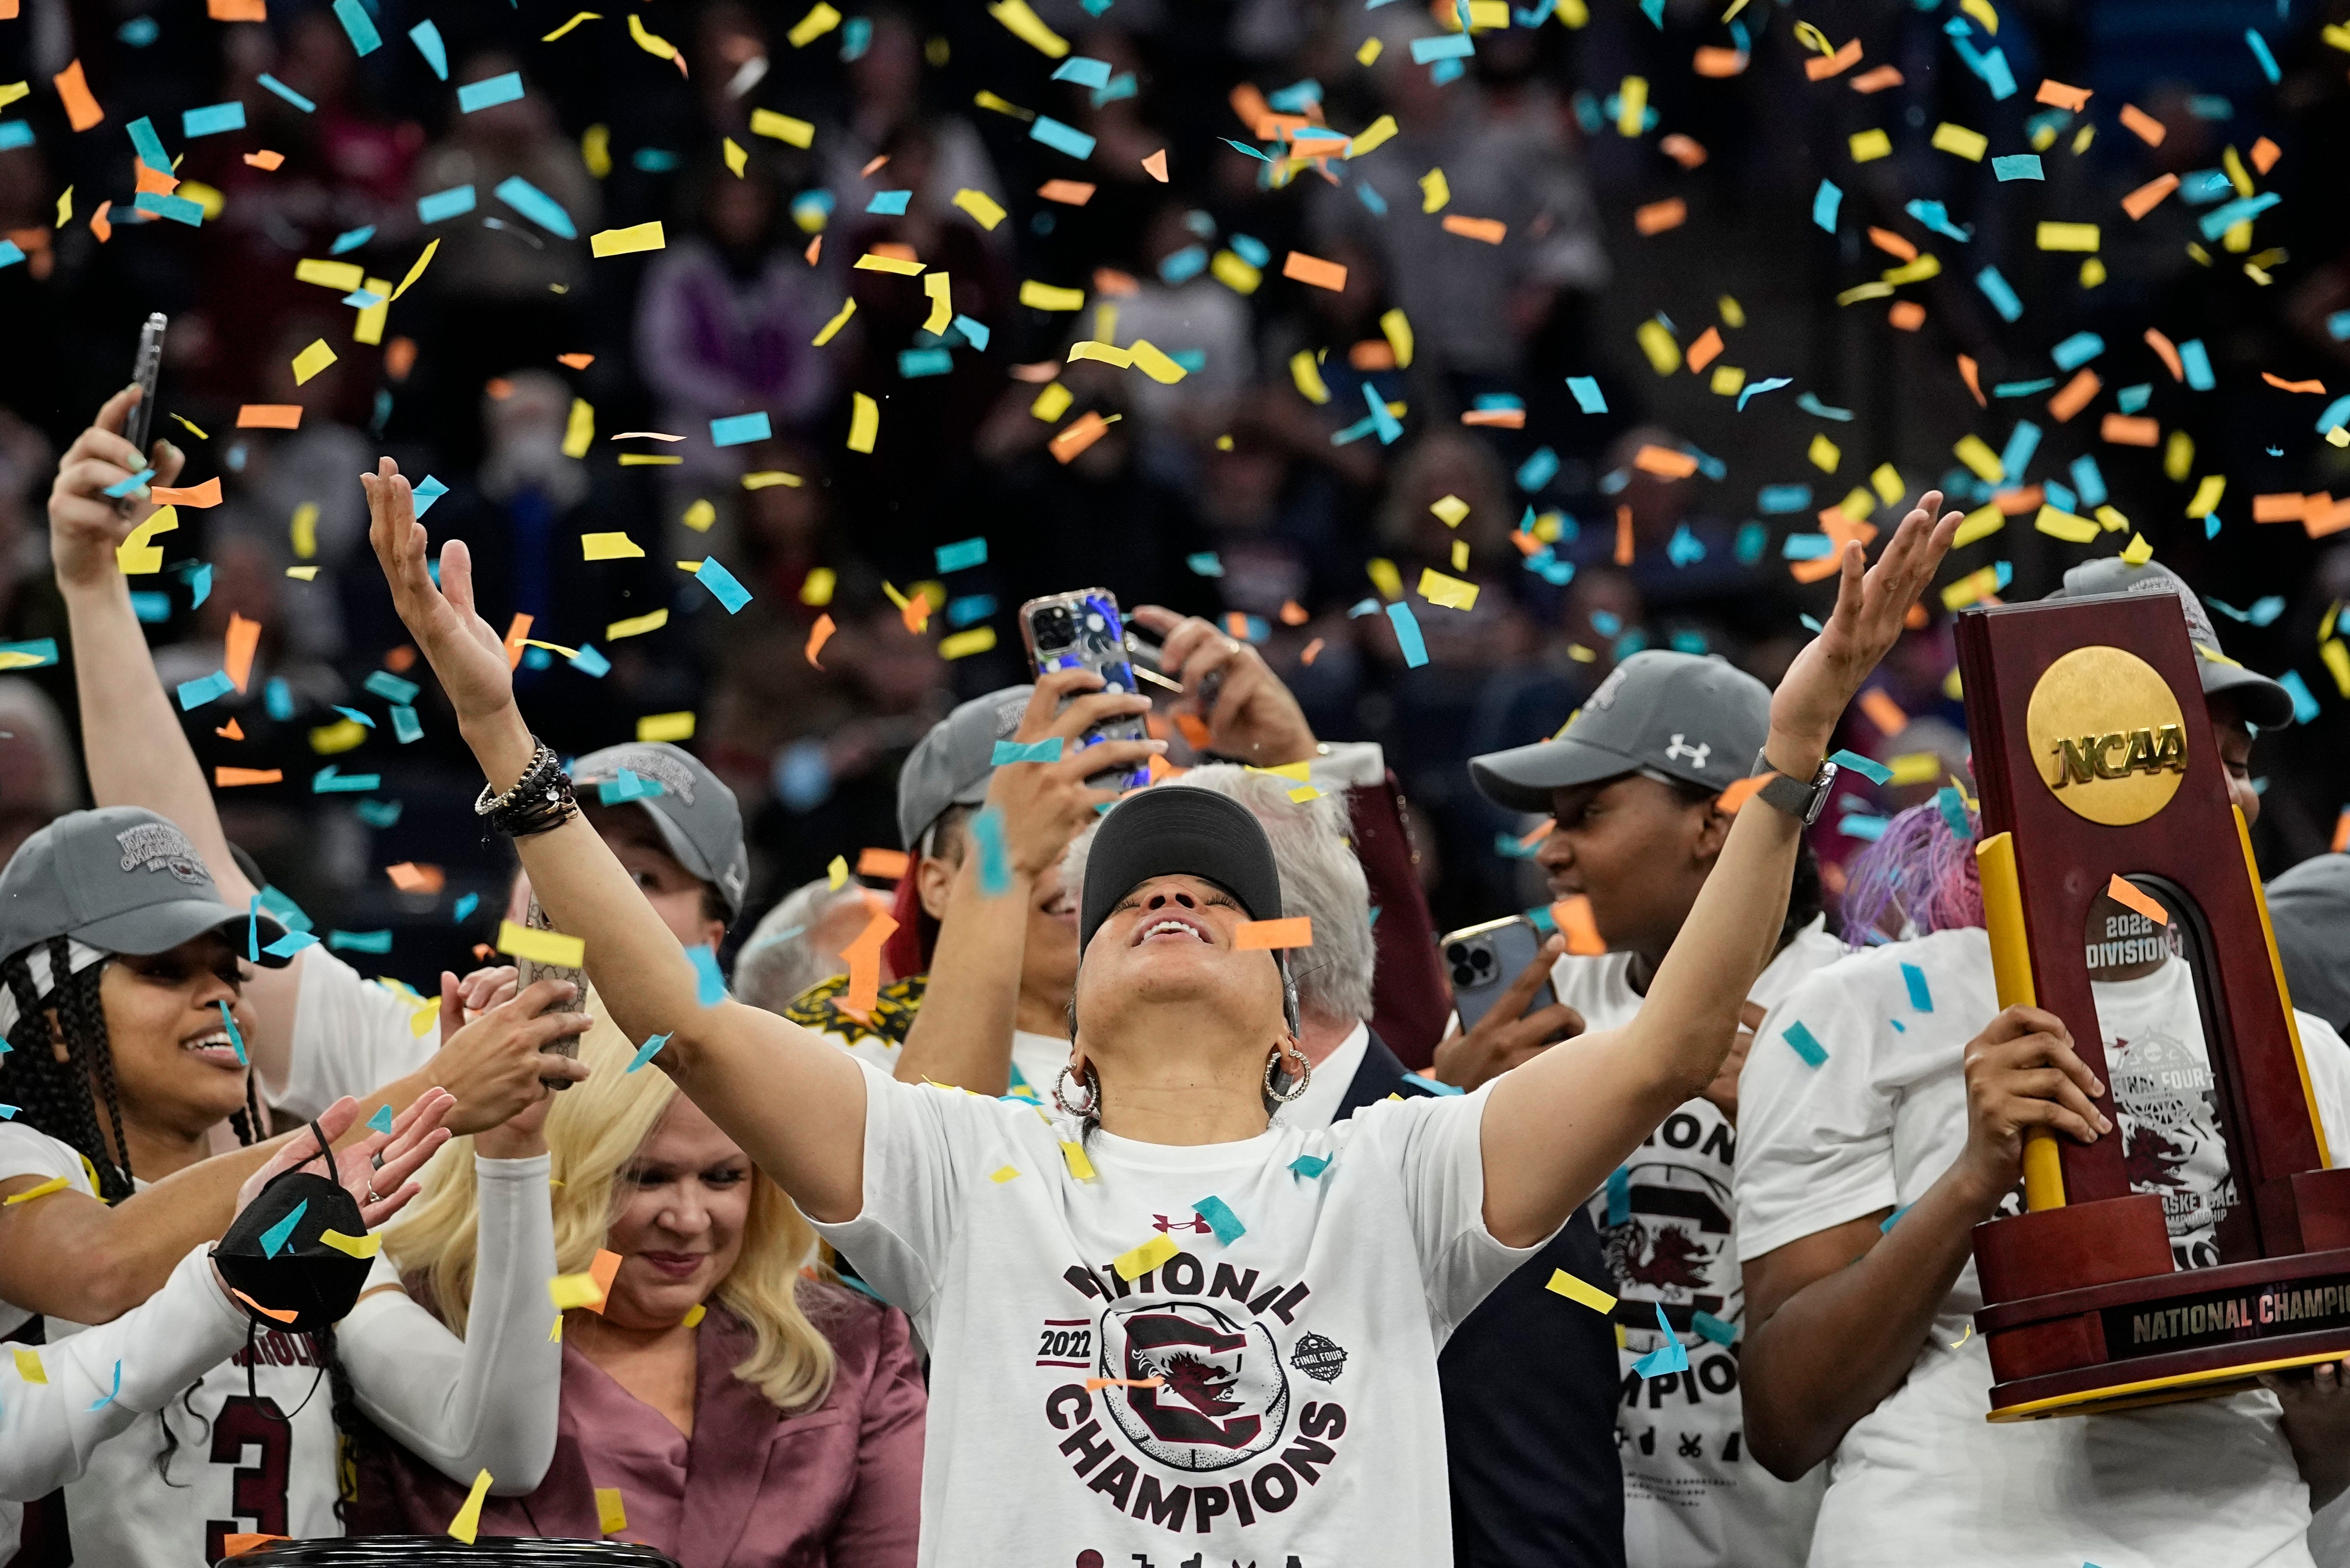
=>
[237,404,302,429]
[242,149,284,170]
[856,847,911,880]
[53,60,104,132]
[1086,1376,1165,1390]
[2251,493,2306,523]
[502,613,533,670]
[214,768,284,786]
[2335,810,2350,854]
[1849,64,1903,93]
[860,154,890,179]
[557,352,596,369]
[1279,600,1308,626]
[1633,444,1700,479]
[1349,340,1394,372]
[1282,251,1348,291]
[2262,373,2327,394]
[1441,214,1507,244]
[209,0,266,17]
[1992,486,2044,516]
[2251,137,2280,176]
[1659,134,1707,169]
[151,476,222,508]
[1461,408,1524,428]
[842,908,898,1013]
[805,235,821,265]
[1803,38,1863,80]
[2048,370,2101,423]
[1859,689,1910,737]
[2101,414,2160,447]
[1300,637,1325,665]
[1958,354,1985,408]
[2308,498,2350,539]
[1049,411,1113,464]
[1632,200,1686,237]
[2119,103,2165,147]
[1091,267,1140,296]
[1141,148,1168,182]
[225,612,261,692]
[1685,326,1723,373]
[385,645,417,673]
[1867,227,1918,262]
[2105,874,2170,927]
[1550,895,1604,956]
[134,162,179,195]
[1692,46,1748,77]
[222,1536,291,1558]
[216,718,245,740]
[2121,173,2178,220]
[1888,300,1926,331]
[2034,78,2091,111]
[585,1248,623,1309]
[2143,329,2184,383]
[89,201,112,243]
[386,338,418,380]
[900,591,931,635]
[1614,506,1634,566]
[1223,612,1251,640]
[1791,512,1877,585]
[1714,775,1771,814]
[1234,917,1314,951]
[1038,179,1097,205]
[386,863,446,894]
[806,613,835,667]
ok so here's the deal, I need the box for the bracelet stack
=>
[473,741,580,837]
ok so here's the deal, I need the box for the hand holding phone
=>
[1017,589,1152,790]
[1430,918,1584,1092]
[513,899,589,1090]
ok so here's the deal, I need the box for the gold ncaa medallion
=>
[2025,646,2188,826]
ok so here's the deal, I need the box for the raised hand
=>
[362,457,515,732]
[1130,605,1318,766]
[1769,491,1962,762]
[239,1089,457,1230]
[989,670,1164,880]
[48,385,188,587]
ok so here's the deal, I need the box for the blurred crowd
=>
[2,0,2348,963]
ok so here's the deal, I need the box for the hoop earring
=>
[1264,1039,1312,1104]
[1053,1063,1100,1120]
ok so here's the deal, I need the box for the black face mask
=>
[211,1127,373,1335]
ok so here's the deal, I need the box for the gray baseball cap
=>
[2268,853,2350,1035]
[569,742,750,918]
[1469,651,1771,814]
[896,685,1033,850]
[0,806,290,966]
[2041,558,2294,728]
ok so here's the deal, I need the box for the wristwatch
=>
[1748,752,1840,825]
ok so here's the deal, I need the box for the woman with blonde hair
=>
[356,1004,926,1562]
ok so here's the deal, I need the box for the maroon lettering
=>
[1279,1435,1336,1484]
[1209,1264,1260,1305]
[1046,1384,1093,1431]
[1229,1478,1255,1526]
[1268,1283,1311,1325]
[1191,1484,1231,1533]
[1058,1420,1116,1474]
[1251,1462,1300,1512]
[1064,1265,1108,1301]
[1131,1476,1191,1530]
[1298,1401,1347,1440]
[1087,1456,1139,1510]
[1162,1253,1204,1295]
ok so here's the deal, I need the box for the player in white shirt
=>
[0,806,566,1565]
[362,451,1961,1566]
[1451,649,1848,1568]
[1735,559,2350,1568]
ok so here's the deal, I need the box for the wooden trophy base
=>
[1973,1177,2350,1421]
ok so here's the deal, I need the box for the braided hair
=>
[1,937,134,1203]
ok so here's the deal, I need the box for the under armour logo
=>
[1665,734,1712,769]
[1151,1215,1215,1235]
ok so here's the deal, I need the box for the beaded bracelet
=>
[473,741,580,837]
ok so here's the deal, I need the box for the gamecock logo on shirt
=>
[1097,1300,1290,1471]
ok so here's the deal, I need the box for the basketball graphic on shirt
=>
[2109,1027,2238,1267]
[1597,1158,1736,1344]
[1095,1300,1290,1471]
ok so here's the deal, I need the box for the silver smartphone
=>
[513,898,588,1090]
[1017,588,1152,790]
[124,313,167,458]
[1441,915,1558,1030]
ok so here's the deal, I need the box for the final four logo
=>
[1097,1300,1291,1471]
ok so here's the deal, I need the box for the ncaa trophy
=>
[1955,589,2350,1419]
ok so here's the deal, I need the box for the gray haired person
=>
[734,879,884,1016]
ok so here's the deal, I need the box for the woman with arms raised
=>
[362,456,1958,1564]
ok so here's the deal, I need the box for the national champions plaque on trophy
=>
[1955,589,2350,1420]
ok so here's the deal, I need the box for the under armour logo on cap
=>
[1665,735,1712,770]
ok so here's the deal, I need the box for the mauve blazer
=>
[351,1280,925,1567]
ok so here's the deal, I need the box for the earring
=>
[1263,1039,1312,1104]
[1053,1063,1100,1120]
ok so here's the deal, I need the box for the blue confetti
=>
[259,1198,310,1258]
[1782,1021,1829,1068]
[265,931,320,959]
[1191,1194,1247,1244]
[1229,234,1271,268]
[952,315,991,351]
[177,671,236,710]
[2178,338,2215,391]
[935,537,988,573]
[865,189,912,215]
[409,18,448,78]
[598,767,667,804]
[973,804,1012,896]
[1365,383,1403,444]
[1993,379,2056,399]
[626,1032,671,1072]
[899,348,953,378]
[1289,1153,1331,1179]
[2199,192,2280,242]
[568,644,611,677]
[1356,181,1388,217]
[1691,1309,1738,1346]
[709,411,772,447]
[1666,524,1706,567]
[218,1000,247,1064]
[1031,116,1097,159]
[1975,266,2024,322]
[2050,332,2104,371]
[118,16,159,44]
[366,1105,394,1134]
[1606,1166,1631,1226]
[1838,812,1889,841]
[127,116,172,173]
[1829,748,1893,784]
[1632,1305,1690,1377]
[330,226,375,255]
[417,186,476,223]
[1812,179,1842,234]
[1386,603,1428,667]
[453,893,480,923]
[1936,787,1974,844]
[2119,384,2154,415]
[948,594,996,627]
[259,74,316,112]
[332,0,381,55]
[1410,32,1474,61]
[327,929,392,953]
[1517,447,1560,491]
[992,738,1064,766]
[1758,484,1812,515]
[2247,28,2281,84]
[1400,1072,1465,1096]
[1902,962,1934,1012]
[687,945,727,1006]
[1782,534,1831,560]
[2000,420,2042,481]
[0,126,30,154]
[312,766,380,793]
[495,176,577,239]
[1992,154,2043,181]
[2069,455,2108,507]
[2279,670,2321,725]
[137,191,205,226]
[1565,376,1608,414]
[411,475,449,516]
[1736,376,1793,412]
[182,102,246,138]
[694,557,752,614]
[88,1360,123,1413]
[1052,55,1113,87]
[1880,1205,1910,1232]
[1905,199,1972,243]
[0,639,58,669]
[363,669,420,705]
[1796,393,1853,421]
[457,72,524,113]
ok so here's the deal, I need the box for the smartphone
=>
[513,898,588,1090]
[124,313,167,460]
[1018,589,1151,790]
[1123,621,1222,708]
[1441,915,1558,1031]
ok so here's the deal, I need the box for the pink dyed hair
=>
[1839,798,1986,947]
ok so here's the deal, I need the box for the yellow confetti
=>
[1366,557,1403,600]
[2095,505,2131,532]
[319,1228,382,1258]
[855,253,924,275]
[1709,366,1745,396]
[787,2,842,45]
[389,238,439,302]
[580,532,643,560]
[923,272,953,334]
[1930,123,1989,161]
[1114,1232,1179,1280]
[1418,168,1450,213]
[582,124,612,178]
[1940,564,2005,610]
[750,108,815,148]
[1019,279,1085,311]
[117,507,179,574]
[1355,37,1382,64]
[744,470,803,491]
[597,1488,628,1536]
[1068,341,1133,368]
[1636,319,1680,375]
[1808,433,1841,473]
[1959,0,1998,32]
[1616,75,1647,137]
[801,567,836,606]
[723,137,747,177]
[682,499,715,532]
[2036,222,2100,252]
[627,12,675,57]
[2121,532,2154,565]
[1952,504,2004,547]
[2033,505,2099,543]
[497,920,585,969]
[2164,430,2195,482]
[1289,350,1332,405]
[541,10,601,40]
[607,608,670,639]
[1869,464,1905,505]
[354,275,391,346]
[1849,129,1892,162]
[636,712,695,743]
[589,222,666,258]
[1347,115,1398,158]
[986,0,1069,56]
[55,185,72,227]
[447,1469,493,1544]
[1210,250,1260,295]
[561,398,594,459]
[1031,382,1073,422]
[13,1347,47,1383]
[0,82,27,112]
[1060,1139,1096,1180]
[847,392,879,454]
[827,854,849,889]
[952,187,1006,229]
[290,339,337,386]
[2185,474,2226,518]
[295,258,364,292]
[1952,434,2005,483]
[1127,340,1187,384]
[3,1176,69,1208]
[990,1166,1021,1183]
[811,298,857,347]
[1544,1269,1618,1313]
[682,1303,705,1327]
[1418,567,1480,611]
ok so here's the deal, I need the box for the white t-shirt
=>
[1551,915,1846,1568]
[265,947,436,1123]
[1285,1022,1371,1134]
[1735,926,2350,1568]
[808,1056,1550,1568]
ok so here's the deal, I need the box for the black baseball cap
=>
[1469,650,1771,814]
[1078,787,1284,956]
